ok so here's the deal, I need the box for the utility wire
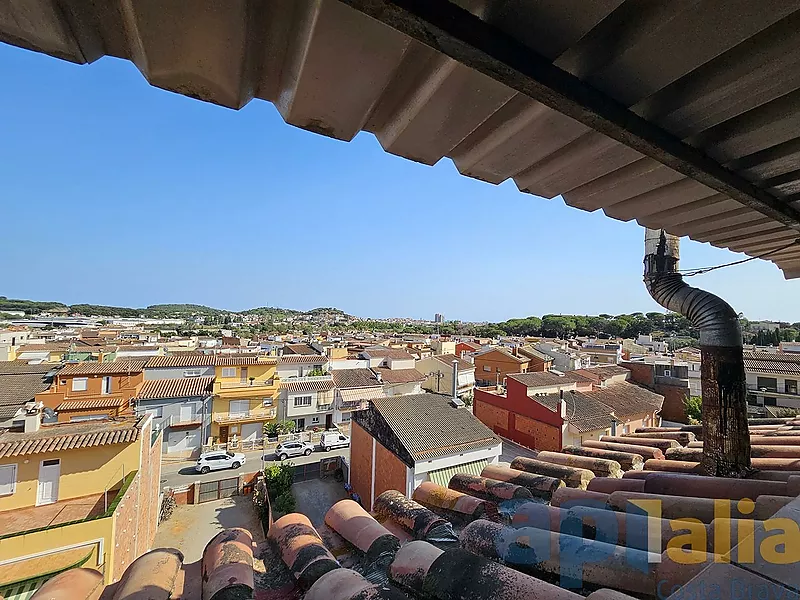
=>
[677,239,800,277]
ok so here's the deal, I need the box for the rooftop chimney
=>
[24,403,41,433]
[559,390,566,419]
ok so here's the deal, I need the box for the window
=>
[294,396,312,407]
[146,407,163,419]
[311,416,320,424]
[102,376,112,395]
[72,378,88,392]
[184,369,203,377]
[221,367,237,378]
[483,366,491,372]
[0,464,16,496]
[70,414,108,422]
[262,398,273,406]
[765,397,777,406]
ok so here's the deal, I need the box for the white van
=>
[319,431,350,452]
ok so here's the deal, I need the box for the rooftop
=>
[432,354,475,371]
[57,360,147,377]
[361,346,416,361]
[137,377,214,399]
[145,355,216,368]
[507,371,592,388]
[374,368,426,384]
[355,393,500,464]
[331,369,381,389]
[0,417,143,459]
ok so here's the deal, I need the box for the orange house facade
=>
[473,348,529,386]
[37,360,146,422]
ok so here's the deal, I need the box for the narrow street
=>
[159,447,350,488]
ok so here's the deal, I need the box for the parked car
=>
[275,440,315,460]
[320,431,350,452]
[195,451,246,474]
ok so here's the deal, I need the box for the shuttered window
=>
[0,464,16,495]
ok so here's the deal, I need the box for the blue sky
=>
[2,43,799,323]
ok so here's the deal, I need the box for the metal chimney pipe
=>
[643,229,751,476]
[452,360,459,400]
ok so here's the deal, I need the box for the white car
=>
[275,441,315,460]
[195,451,246,474]
[320,431,350,452]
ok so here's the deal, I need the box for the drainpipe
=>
[643,229,751,477]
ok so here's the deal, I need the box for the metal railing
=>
[213,408,278,423]
[168,414,204,427]
[284,375,333,383]
[747,383,798,395]
[217,378,279,390]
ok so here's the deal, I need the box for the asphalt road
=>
[160,447,350,488]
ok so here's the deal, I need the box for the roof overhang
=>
[2,0,800,275]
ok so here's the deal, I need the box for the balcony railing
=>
[168,414,204,427]
[284,375,333,383]
[317,402,334,412]
[747,383,798,395]
[217,378,279,390]
[213,407,277,423]
[338,400,368,412]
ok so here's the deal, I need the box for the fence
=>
[197,477,240,503]
[202,422,352,454]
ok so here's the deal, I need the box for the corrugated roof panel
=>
[427,458,488,488]
[2,0,800,275]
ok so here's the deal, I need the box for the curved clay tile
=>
[268,513,339,589]
[202,528,254,600]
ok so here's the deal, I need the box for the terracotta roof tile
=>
[0,417,143,458]
[145,355,216,368]
[433,354,474,371]
[281,379,335,393]
[58,360,147,376]
[507,371,591,388]
[362,346,416,360]
[278,355,329,364]
[375,368,426,384]
[137,377,214,399]
[56,397,129,411]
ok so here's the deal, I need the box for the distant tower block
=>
[434,313,444,323]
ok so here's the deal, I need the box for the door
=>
[325,414,333,429]
[37,459,60,505]
[219,426,229,443]
[240,367,248,383]
[296,418,305,431]
[102,376,112,395]
[179,404,193,423]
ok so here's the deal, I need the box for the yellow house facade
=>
[0,415,161,598]
[211,356,280,444]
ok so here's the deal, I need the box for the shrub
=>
[274,491,296,514]
[264,461,294,498]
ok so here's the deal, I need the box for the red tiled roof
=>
[279,355,329,364]
[145,355,215,368]
[137,377,214,399]
[375,368,426,384]
[433,354,474,371]
[57,360,147,376]
[56,397,129,411]
[0,417,142,458]
[281,379,335,393]
[507,371,591,388]
[332,369,381,389]
[362,346,416,360]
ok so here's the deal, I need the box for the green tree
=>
[684,396,702,424]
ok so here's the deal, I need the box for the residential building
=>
[36,360,146,423]
[430,339,456,355]
[416,354,475,399]
[582,342,622,365]
[359,347,416,370]
[455,341,481,360]
[211,356,280,444]
[276,354,329,379]
[517,345,554,372]
[280,376,336,431]
[623,360,692,423]
[474,366,662,450]
[635,334,669,354]
[143,354,216,380]
[374,367,425,396]
[744,352,800,409]
[15,343,72,363]
[780,341,800,354]
[0,362,58,428]
[0,415,161,594]
[350,393,501,509]
[331,369,385,424]
[533,341,589,371]
[281,342,323,356]
[135,376,213,456]
[473,348,529,386]
[114,345,163,359]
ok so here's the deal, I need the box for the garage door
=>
[168,429,200,453]
[241,422,262,442]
